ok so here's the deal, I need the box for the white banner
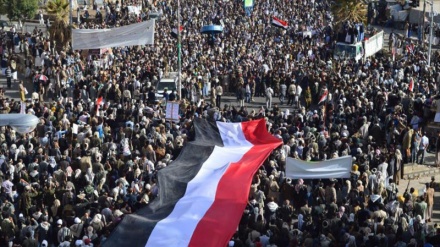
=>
[285,156,352,179]
[72,20,155,50]
[165,102,180,122]
[127,5,142,15]
[72,123,79,134]
[364,31,384,58]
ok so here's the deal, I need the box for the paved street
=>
[0,74,25,100]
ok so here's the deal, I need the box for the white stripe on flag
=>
[145,145,252,247]
[145,122,252,247]
[217,122,253,147]
[272,17,287,29]
[319,90,328,104]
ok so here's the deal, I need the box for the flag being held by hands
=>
[408,78,414,92]
[318,89,328,104]
[96,97,104,116]
[171,26,184,38]
[272,16,288,29]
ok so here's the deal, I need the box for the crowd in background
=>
[0,0,440,246]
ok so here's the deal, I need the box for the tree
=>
[331,0,367,27]
[46,0,71,49]
[0,0,38,21]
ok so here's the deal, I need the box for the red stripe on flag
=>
[241,117,278,145]
[96,96,103,115]
[96,96,103,105]
[172,26,184,34]
[318,90,328,104]
[272,16,288,28]
[409,78,414,92]
[189,120,281,246]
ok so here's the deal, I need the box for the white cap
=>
[19,213,24,218]
[74,217,81,224]
[57,219,63,225]
[42,240,48,247]
[75,240,83,246]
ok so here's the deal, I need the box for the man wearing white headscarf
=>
[394,149,403,185]
[378,156,389,187]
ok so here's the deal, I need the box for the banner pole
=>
[177,0,182,100]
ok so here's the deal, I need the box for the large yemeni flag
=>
[272,16,288,29]
[103,119,281,247]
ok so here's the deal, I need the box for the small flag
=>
[96,96,103,105]
[318,89,328,104]
[171,26,184,39]
[272,16,288,29]
[406,44,414,54]
[96,96,104,116]
[409,78,414,92]
[72,123,79,134]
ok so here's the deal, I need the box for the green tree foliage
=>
[0,0,38,21]
[46,0,71,48]
[46,0,69,23]
[332,0,367,27]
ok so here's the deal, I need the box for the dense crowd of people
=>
[1,0,440,246]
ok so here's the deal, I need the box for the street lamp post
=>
[422,0,426,45]
[426,0,433,66]
[177,0,182,99]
